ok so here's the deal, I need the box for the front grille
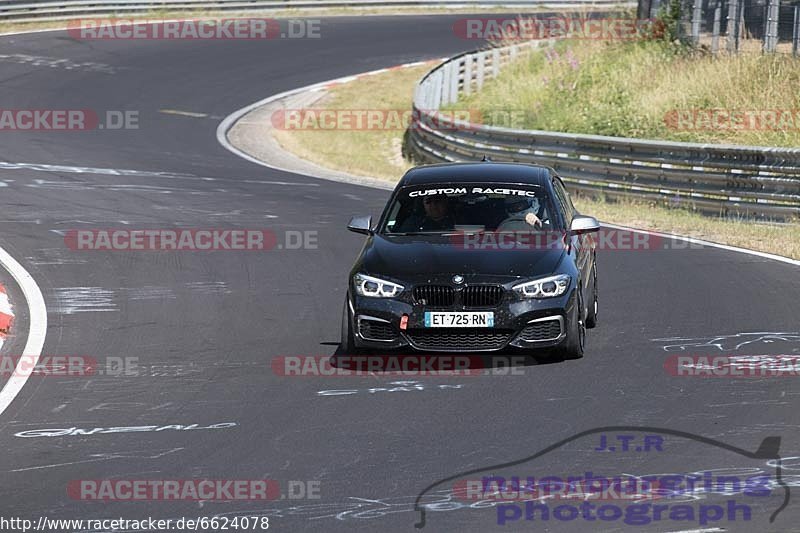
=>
[516,318,562,342]
[413,285,454,307]
[463,285,504,308]
[358,318,397,342]
[406,329,511,351]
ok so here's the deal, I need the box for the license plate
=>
[424,312,494,328]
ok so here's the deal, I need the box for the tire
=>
[340,298,360,354]
[559,288,585,360]
[585,260,598,329]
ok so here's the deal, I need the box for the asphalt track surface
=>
[1,14,799,533]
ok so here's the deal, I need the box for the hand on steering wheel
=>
[525,212,543,228]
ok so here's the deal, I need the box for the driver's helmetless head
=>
[423,196,449,220]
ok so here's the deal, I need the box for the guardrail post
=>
[794,6,800,56]
[711,5,722,54]
[691,0,702,45]
[409,40,800,220]
[449,60,459,103]
[441,64,451,106]
[726,0,740,53]
[432,70,443,109]
[476,51,485,89]
[415,83,425,110]
[464,55,473,95]
[763,0,780,53]
[424,79,433,110]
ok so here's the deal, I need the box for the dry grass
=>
[572,195,800,259]
[272,64,429,180]
[272,41,799,260]
[454,37,800,147]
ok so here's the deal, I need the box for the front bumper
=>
[348,285,575,352]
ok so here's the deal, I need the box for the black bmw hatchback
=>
[342,162,600,359]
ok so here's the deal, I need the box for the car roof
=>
[398,162,553,187]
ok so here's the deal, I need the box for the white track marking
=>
[602,223,800,267]
[0,245,48,419]
[159,109,210,118]
[216,59,446,174]
[217,71,800,269]
[663,528,726,533]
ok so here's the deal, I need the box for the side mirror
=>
[347,215,373,235]
[570,215,600,234]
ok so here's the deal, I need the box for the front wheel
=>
[340,298,360,354]
[559,288,585,360]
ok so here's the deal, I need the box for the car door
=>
[552,176,592,303]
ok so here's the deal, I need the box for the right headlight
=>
[353,273,404,298]
[513,274,570,299]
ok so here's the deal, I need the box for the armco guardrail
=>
[407,41,800,219]
[0,0,633,24]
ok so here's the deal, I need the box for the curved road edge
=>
[0,244,48,418]
[218,71,800,269]
[216,59,445,191]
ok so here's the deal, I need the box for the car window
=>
[555,177,576,213]
[380,183,562,234]
[551,177,574,226]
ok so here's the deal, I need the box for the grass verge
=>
[272,64,430,180]
[271,61,800,260]
[571,195,799,260]
[453,38,800,147]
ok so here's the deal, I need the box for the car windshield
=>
[379,183,561,235]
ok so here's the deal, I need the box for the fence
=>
[640,0,800,54]
[406,40,800,218]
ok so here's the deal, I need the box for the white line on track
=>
[667,527,725,533]
[0,245,48,419]
[217,70,800,269]
[602,223,800,268]
[216,58,446,177]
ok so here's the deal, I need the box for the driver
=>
[398,195,455,232]
[497,196,543,231]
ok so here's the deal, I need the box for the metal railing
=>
[641,0,800,55]
[406,40,800,218]
[0,0,633,24]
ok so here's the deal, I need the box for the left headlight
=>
[513,274,570,299]
[353,273,404,298]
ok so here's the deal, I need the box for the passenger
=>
[496,196,543,231]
